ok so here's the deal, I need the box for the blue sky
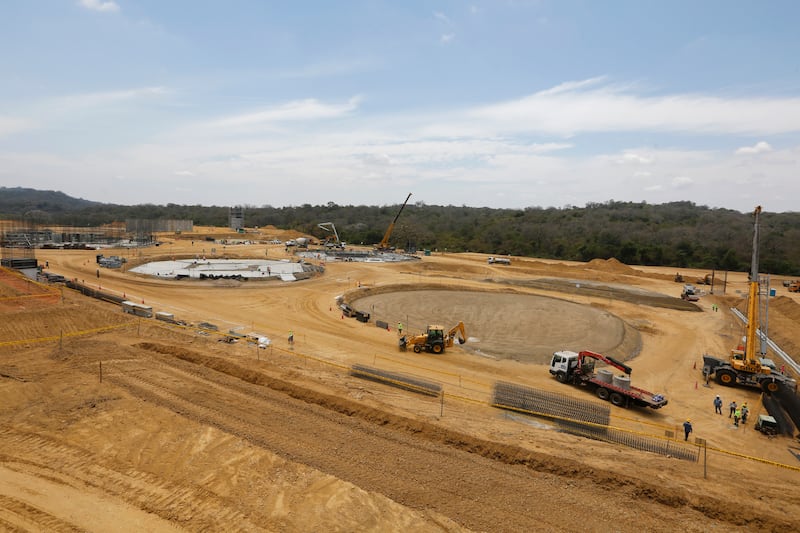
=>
[1,1,799,212]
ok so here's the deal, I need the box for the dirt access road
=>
[2,230,800,532]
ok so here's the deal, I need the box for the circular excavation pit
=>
[350,288,640,363]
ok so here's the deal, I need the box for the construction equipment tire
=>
[762,380,780,393]
[716,369,736,386]
[555,372,567,383]
[432,344,443,354]
[596,387,610,401]
[413,344,422,353]
[610,392,626,407]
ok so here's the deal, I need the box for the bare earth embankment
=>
[2,236,800,532]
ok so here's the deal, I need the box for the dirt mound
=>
[0,292,130,344]
[414,261,489,276]
[771,296,800,322]
[0,267,59,302]
[585,257,640,275]
[498,277,701,312]
[171,225,311,243]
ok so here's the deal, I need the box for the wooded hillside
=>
[2,187,799,275]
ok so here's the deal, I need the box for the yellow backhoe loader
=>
[400,322,466,354]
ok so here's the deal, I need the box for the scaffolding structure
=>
[229,206,244,231]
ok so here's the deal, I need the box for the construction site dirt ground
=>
[2,228,800,532]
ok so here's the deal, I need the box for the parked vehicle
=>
[703,206,794,393]
[755,414,778,435]
[681,284,700,301]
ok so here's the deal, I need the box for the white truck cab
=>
[550,350,580,374]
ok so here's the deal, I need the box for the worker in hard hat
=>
[683,419,693,441]
[713,395,723,414]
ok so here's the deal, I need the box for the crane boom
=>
[578,350,633,375]
[701,205,794,393]
[744,206,762,366]
[317,222,341,247]
[377,193,412,250]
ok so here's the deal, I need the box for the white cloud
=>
[78,0,119,13]
[6,138,799,212]
[211,97,362,130]
[617,152,653,165]
[6,78,800,212]
[671,176,694,188]
[434,11,452,24]
[536,76,608,97]
[735,141,773,155]
[0,116,34,137]
[440,33,455,44]
[530,142,573,154]
[54,87,170,110]
[468,78,800,136]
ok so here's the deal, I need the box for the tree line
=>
[2,187,799,275]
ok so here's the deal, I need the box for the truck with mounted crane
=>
[400,322,466,354]
[549,350,668,409]
[317,222,344,249]
[702,206,794,393]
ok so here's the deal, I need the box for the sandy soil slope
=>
[2,232,800,532]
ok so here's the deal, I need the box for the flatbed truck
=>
[549,350,668,409]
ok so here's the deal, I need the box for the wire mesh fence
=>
[492,381,698,462]
[557,420,698,462]
[492,381,611,425]
[351,364,442,397]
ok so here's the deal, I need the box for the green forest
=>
[2,187,799,275]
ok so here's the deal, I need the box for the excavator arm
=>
[445,321,466,347]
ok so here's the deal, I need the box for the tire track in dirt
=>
[107,343,800,533]
[0,429,259,531]
[0,493,83,533]
[105,351,576,532]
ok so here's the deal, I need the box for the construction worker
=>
[734,407,741,427]
[729,400,737,418]
[683,419,693,441]
[397,322,403,335]
[741,403,749,424]
[714,395,723,415]
[288,330,294,346]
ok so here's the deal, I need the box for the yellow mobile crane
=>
[376,193,412,251]
[703,206,791,393]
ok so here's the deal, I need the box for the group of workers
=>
[714,395,749,425]
[685,395,754,441]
